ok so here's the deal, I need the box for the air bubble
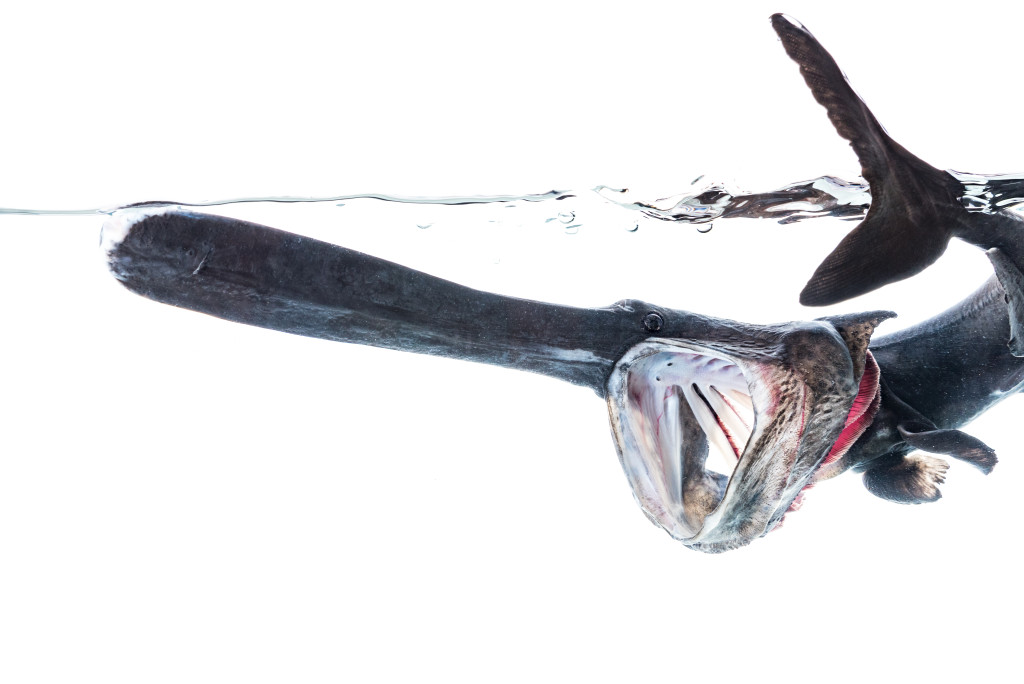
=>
[564,224,580,235]
[626,221,639,233]
[558,211,575,224]
[696,223,713,234]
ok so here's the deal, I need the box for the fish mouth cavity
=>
[606,338,777,542]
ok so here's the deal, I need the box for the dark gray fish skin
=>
[106,209,640,395]
[103,208,883,553]
[771,15,1018,499]
[870,277,1024,430]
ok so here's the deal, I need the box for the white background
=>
[2,1,1021,681]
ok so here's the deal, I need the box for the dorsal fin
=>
[770,14,967,306]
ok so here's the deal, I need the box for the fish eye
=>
[643,312,663,332]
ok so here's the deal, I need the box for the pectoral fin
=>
[897,422,998,474]
[861,419,997,503]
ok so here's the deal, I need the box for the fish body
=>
[100,15,1024,551]
[770,14,1022,502]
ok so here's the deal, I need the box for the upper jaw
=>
[605,319,861,553]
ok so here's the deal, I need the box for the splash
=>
[592,175,870,226]
[2,173,1022,231]
[952,171,1024,213]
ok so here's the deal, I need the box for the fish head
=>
[606,304,892,553]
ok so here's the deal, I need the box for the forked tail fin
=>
[770,14,968,306]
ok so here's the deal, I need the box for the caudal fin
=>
[770,14,967,306]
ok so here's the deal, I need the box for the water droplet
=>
[696,223,713,234]
[625,221,639,233]
[417,223,432,230]
[557,211,575,224]
[563,224,580,235]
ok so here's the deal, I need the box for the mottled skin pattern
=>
[606,315,889,552]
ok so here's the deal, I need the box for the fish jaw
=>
[606,321,860,553]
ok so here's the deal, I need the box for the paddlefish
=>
[100,14,1023,552]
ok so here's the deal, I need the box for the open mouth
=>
[625,348,754,483]
[605,317,885,551]
[606,339,776,542]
